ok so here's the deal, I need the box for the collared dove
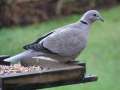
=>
[4,10,104,66]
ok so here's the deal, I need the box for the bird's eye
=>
[93,14,97,16]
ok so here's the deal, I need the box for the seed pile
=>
[0,64,44,75]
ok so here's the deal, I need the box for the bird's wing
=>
[23,22,85,56]
[23,31,53,50]
[23,23,70,51]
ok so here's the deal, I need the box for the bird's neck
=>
[80,20,88,25]
[80,16,93,25]
[80,19,92,25]
[78,21,91,38]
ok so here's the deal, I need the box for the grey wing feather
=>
[23,31,53,50]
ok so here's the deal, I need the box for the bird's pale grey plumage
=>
[4,10,104,65]
[23,22,89,56]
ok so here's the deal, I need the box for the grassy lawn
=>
[0,6,120,90]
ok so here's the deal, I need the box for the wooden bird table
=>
[0,55,97,90]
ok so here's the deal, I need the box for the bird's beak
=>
[98,15,104,22]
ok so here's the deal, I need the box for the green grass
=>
[0,6,120,90]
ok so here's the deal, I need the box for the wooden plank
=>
[0,60,97,90]
[2,75,97,90]
[0,78,3,90]
[4,66,84,84]
[0,65,85,90]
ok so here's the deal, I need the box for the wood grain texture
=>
[0,62,97,90]
[0,64,85,90]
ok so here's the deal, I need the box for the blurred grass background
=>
[0,6,120,90]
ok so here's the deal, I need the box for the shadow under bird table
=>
[0,56,97,90]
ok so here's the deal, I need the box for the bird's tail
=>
[4,50,37,64]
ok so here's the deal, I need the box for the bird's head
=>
[80,10,104,24]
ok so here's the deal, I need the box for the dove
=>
[4,10,104,66]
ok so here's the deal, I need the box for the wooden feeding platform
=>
[0,56,97,90]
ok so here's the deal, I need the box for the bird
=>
[4,10,104,66]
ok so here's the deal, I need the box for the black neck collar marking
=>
[80,20,88,25]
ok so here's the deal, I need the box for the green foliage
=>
[0,6,120,90]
